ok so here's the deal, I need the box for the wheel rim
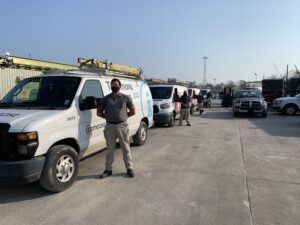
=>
[56,155,75,182]
[141,127,147,141]
[286,106,295,115]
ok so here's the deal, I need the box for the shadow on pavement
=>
[0,182,52,204]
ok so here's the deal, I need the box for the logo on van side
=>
[86,122,106,134]
[105,81,134,90]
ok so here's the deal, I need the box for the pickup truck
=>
[272,94,300,115]
[232,89,268,117]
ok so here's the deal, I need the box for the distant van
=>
[201,88,211,107]
[149,85,188,127]
[188,88,200,114]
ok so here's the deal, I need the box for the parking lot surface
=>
[1,103,300,225]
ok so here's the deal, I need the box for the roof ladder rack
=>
[78,57,143,80]
[0,55,79,72]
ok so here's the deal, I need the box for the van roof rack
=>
[0,55,79,72]
[145,78,167,84]
[78,58,143,80]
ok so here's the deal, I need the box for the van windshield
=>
[200,90,208,95]
[149,87,173,99]
[0,76,81,109]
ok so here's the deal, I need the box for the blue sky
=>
[1,0,300,83]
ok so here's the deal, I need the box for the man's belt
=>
[107,121,125,124]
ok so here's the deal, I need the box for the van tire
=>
[39,145,79,193]
[133,121,148,146]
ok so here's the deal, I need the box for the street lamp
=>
[213,78,216,85]
[254,73,258,82]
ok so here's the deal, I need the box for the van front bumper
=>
[153,113,173,124]
[0,156,45,185]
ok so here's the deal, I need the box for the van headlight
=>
[16,132,38,141]
[160,103,171,109]
[235,100,241,106]
[15,132,39,158]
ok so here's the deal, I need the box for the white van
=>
[201,88,211,107]
[0,62,153,192]
[188,88,200,114]
[149,85,188,127]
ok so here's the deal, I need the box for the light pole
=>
[254,73,258,82]
[203,56,208,86]
[213,78,216,85]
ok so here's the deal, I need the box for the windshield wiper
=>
[17,101,57,109]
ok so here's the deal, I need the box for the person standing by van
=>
[179,91,191,126]
[197,93,204,115]
[97,78,136,178]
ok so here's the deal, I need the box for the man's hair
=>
[111,78,121,86]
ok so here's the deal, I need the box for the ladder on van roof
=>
[78,58,143,80]
[0,55,79,72]
[0,55,144,80]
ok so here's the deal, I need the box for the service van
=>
[201,88,211,107]
[149,85,187,127]
[188,87,200,114]
[0,58,153,192]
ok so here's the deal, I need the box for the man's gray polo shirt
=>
[101,93,133,122]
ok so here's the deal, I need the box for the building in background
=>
[0,55,78,99]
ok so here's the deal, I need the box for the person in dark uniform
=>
[97,78,136,178]
[197,93,204,115]
[179,90,191,126]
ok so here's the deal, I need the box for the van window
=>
[80,80,103,100]
[1,76,81,109]
[188,89,192,96]
[149,86,173,99]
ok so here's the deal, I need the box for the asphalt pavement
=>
[1,100,300,225]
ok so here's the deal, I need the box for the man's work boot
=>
[99,170,112,179]
[127,169,135,178]
[187,123,191,126]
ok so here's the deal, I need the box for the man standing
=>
[97,78,136,178]
[207,91,212,107]
[179,90,191,126]
[197,93,204,115]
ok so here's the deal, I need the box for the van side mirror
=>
[80,96,97,110]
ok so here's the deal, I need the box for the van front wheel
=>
[39,145,79,192]
[133,121,148,146]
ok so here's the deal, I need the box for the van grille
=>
[0,123,11,160]
[0,124,21,160]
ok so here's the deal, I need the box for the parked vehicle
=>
[221,87,234,107]
[149,85,187,127]
[232,89,268,117]
[262,79,284,105]
[200,89,211,108]
[0,58,153,192]
[272,94,300,115]
[188,88,200,114]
